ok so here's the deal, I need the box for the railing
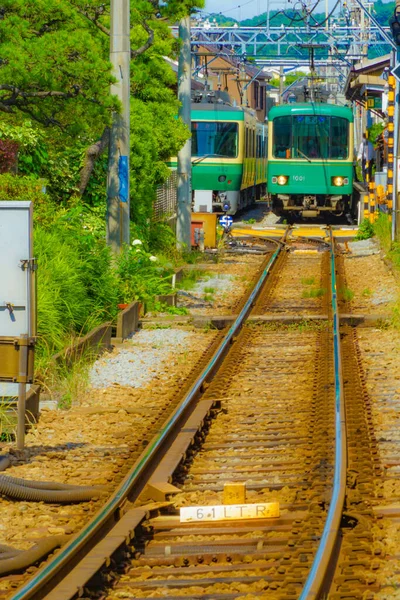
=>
[153,170,177,226]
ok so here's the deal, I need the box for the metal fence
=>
[153,171,177,227]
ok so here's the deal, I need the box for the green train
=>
[267,103,355,218]
[168,103,267,214]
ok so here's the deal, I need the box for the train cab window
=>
[330,117,349,159]
[192,122,238,158]
[293,115,329,160]
[273,116,291,158]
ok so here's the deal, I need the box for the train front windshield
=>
[191,122,238,158]
[273,115,349,160]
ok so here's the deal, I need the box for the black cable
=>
[309,0,341,28]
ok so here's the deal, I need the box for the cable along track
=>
[10,230,349,600]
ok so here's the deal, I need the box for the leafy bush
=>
[116,242,174,305]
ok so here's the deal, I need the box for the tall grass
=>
[374,212,392,254]
[1,186,186,400]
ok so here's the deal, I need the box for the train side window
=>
[273,116,291,159]
[330,117,349,159]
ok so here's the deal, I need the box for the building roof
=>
[344,54,390,105]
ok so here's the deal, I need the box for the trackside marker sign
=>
[180,502,280,523]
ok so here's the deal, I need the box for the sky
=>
[203,0,373,21]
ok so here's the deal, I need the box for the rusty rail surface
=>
[9,235,286,600]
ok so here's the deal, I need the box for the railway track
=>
[4,227,394,599]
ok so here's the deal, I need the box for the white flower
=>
[131,239,142,246]
[149,256,157,262]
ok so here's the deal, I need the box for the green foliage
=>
[368,123,385,145]
[301,277,316,286]
[374,212,392,253]
[340,287,355,302]
[179,269,205,290]
[302,287,326,299]
[374,1,395,26]
[130,97,189,224]
[151,302,188,315]
[0,0,117,131]
[0,401,17,442]
[270,71,308,88]
[356,218,374,240]
[116,243,174,305]
[0,0,208,390]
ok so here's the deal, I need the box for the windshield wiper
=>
[192,153,232,164]
[296,149,312,163]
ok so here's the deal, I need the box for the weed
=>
[179,270,204,291]
[246,320,328,333]
[356,218,374,240]
[150,301,189,315]
[0,399,17,442]
[177,350,189,364]
[340,286,355,302]
[301,277,316,286]
[245,218,256,224]
[204,286,216,294]
[362,288,372,297]
[204,294,214,302]
[202,321,218,333]
[36,338,100,409]
[375,212,392,254]
[302,287,326,298]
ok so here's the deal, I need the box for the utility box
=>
[0,201,36,395]
[191,212,217,248]
[191,220,203,247]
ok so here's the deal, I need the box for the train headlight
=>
[218,175,227,182]
[277,175,289,186]
[332,176,349,187]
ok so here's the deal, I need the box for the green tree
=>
[270,71,308,88]
[0,0,117,132]
[0,0,204,221]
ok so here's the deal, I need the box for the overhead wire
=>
[309,0,341,28]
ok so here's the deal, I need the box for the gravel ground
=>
[344,248,399,314]
[356,328,400,598]
[177,253,265,316]
[89,329,194,388]
[0,327,218,596]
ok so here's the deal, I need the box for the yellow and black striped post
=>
[387,74,395,220]
[369,180,376,223]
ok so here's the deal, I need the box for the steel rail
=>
[10,233,286,600]
[299,228,347,599]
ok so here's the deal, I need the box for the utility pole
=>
[395,0,400,241]
[325,0,329,31]
[279,66,284,104]
[176,15,192,250]
[240,62,248,107]
[107,0,131,253]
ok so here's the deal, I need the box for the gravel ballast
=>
[89,329,194,389]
